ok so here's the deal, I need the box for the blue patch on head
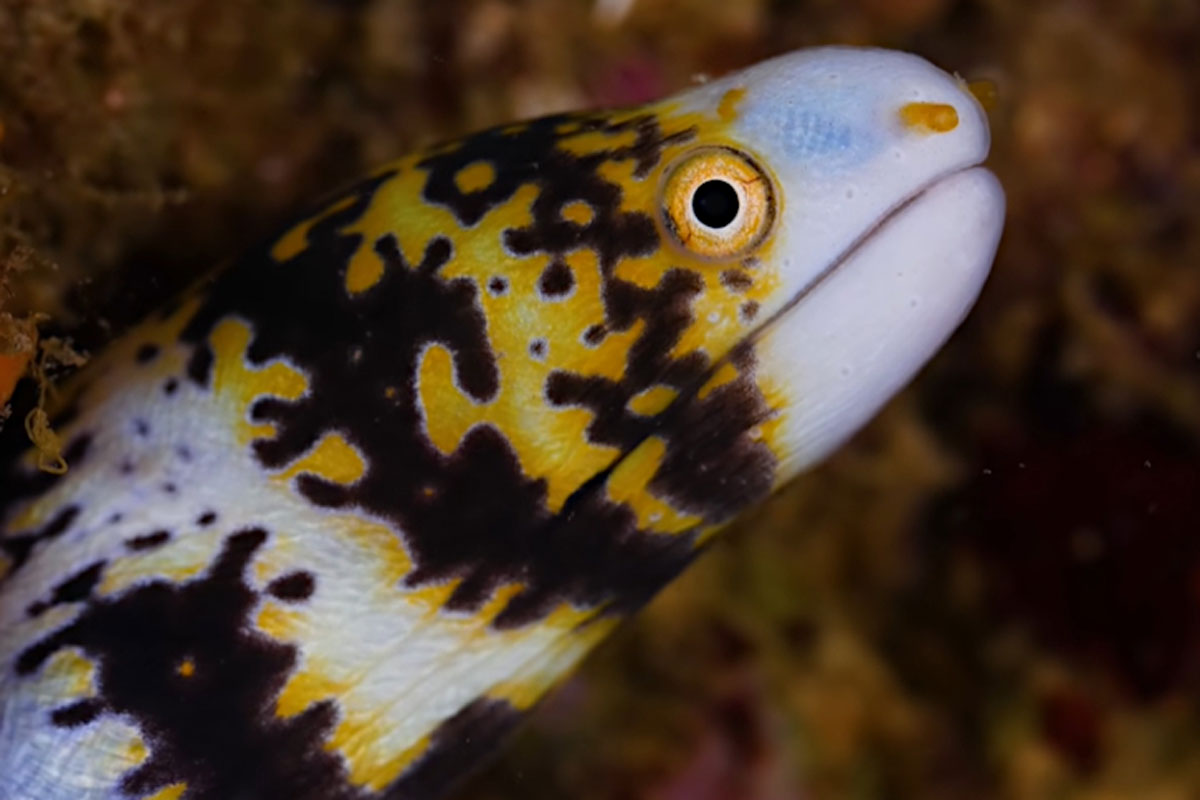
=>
[780,109,855,159]
[739,89,881,173]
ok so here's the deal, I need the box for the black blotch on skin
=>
[163,483,178,495]
[135,343,160,364]
[197,511,218,527]
[648,345,777,523]
[487,276,508,295]
[133,419,150,437]
[15,530,364,800]
[175,444,193,462]
[740,300,760,322]
[163,377,179,395]
[386,697,524,800]
[51,698,103,728]
[54,560,104,602]
[537,259,574,298]
[720,269,753,293]
[107,512,124,525]
[0,504,81,577]
[529,339,547,359]
[267,571,315,602]
[582,323,606,346]
[494,484,701,627]
[27,560,106,617]
[186,344,214,387]
[126,530,171,551]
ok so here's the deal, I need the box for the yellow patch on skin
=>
[717,87,747,122]
[140,782,187,800]
[176,658,195,678]
[668,264,780,362]
[342,732,434,792]
[748,370,790,483]
[697,362,739,400]
[595,158,642,204]
[125,737,149,766]
[415,328,626,513]
[557,127,640,158]
[271,195,357,263]
[575,319,645,382]
[257,601,304,641]
[454,161,496,193]
[560,200,595,225]
[605,436,702,534]
[692,523,725,547]
[333,168,440,294]
[476,582,526,623]
[626,385,678,416]
[207,318,308,446]
[326,593,607,791]
[610,250,673,290]
[274,667,353,719]
[345,246,386,295]
[341,517,416,590]
[101,559,206,594]
[899,101,959,133]
[415,343,474,456]
[277,431,366,486]
[99,531,224,596]
[41,648,97,696]
[329,697,424,787]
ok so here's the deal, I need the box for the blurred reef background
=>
[2,1,1199,798]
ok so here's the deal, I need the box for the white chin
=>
[758,166,1006,477]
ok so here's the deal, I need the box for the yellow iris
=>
[658,146,776,260]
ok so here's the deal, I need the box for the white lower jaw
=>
[756,166,1005,480]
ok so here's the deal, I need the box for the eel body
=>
[0,47,1003,800]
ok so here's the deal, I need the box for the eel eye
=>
[660,147,775,260]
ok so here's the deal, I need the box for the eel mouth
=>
[747,162,1006,473]
[749,160,995,345]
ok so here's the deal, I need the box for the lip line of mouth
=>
[745,161,989,347]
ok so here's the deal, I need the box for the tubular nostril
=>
[966,79,998,112]
[899,102,959,134]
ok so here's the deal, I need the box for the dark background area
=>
[1,1,1198,798]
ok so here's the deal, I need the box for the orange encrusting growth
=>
[0,350,30,410]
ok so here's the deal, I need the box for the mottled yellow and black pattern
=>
[0,48,1003,800]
